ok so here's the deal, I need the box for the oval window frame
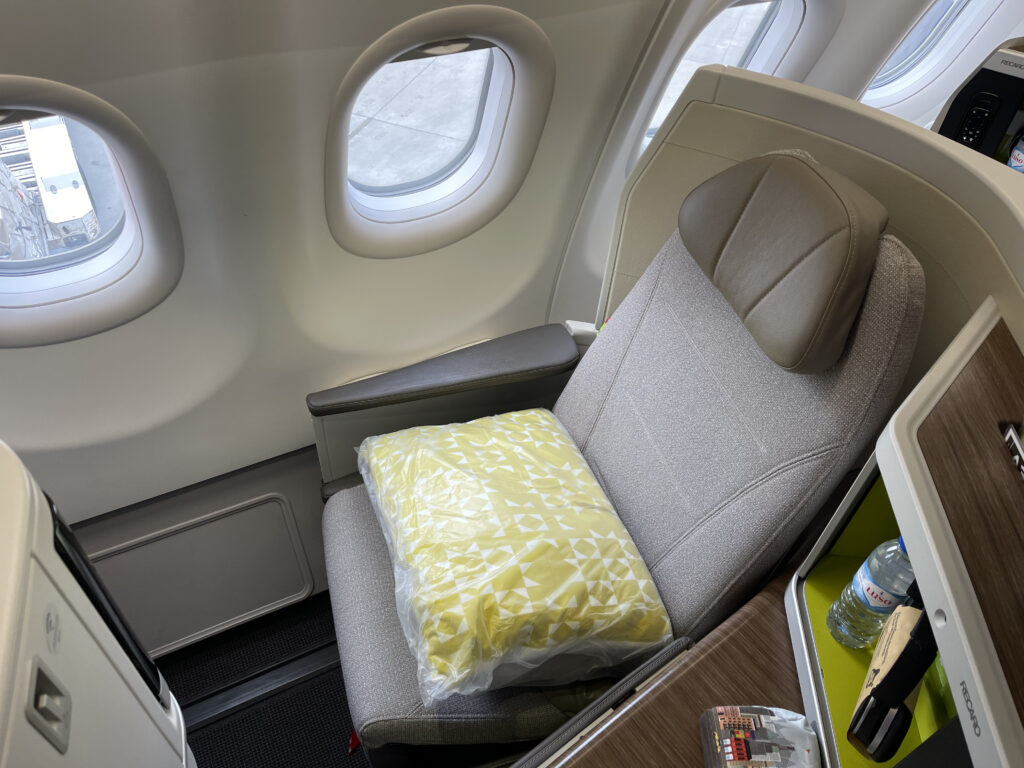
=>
[325,6,555,259]
[0,76,183,347]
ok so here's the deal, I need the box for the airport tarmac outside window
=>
[0,114,128,276]
[347,42,501,197]
[643,0,781,150]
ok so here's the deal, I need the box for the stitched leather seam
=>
[786,163,864,371]
[710,162,771,282]
[740,225,848,321]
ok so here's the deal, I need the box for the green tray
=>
[797,477,957,766]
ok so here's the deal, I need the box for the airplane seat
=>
[321,153,926,754]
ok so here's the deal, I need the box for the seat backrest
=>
[553,153,925,639]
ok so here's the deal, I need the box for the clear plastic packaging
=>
[358,408,673,707]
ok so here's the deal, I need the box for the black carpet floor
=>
[157,593,366,768]
[187,666,369,768]
[159,593,336,708]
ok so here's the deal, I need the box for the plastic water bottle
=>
[826,537,914,649]
[1008,134,1024,175]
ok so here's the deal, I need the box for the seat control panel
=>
[936,45,1024,161]
[25,657,72,754]
[957,92,1001,148]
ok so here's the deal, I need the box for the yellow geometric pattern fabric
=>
[359,408,672,705]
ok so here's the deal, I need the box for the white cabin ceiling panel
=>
[0,0,663,521]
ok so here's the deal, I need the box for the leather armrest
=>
[306,324,579,417]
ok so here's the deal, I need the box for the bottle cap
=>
[898,535,907,554]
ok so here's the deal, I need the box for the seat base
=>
[322,484,609,749]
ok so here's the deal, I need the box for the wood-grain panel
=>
[917,319,1024,728]
[553,573,801,768]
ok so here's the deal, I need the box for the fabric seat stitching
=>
[664,288,768,454]
[621,391,694,507]
[586,452,612,497]
[579,254,668,452]
[680,449,843,636]
[648,443,842,572]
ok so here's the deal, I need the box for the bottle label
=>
[1010,143,1024,172]
[852,562,905,613]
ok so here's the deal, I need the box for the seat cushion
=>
[322,484,609,748]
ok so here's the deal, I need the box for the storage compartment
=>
[787,462,958,767]
[90,495,313,656]
[875,298,1024,767]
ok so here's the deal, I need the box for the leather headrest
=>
[678,154,888,373]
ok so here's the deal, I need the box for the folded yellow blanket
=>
[359,408,672,705]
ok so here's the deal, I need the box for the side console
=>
[0,444,192,767]
[787,297,1024,768]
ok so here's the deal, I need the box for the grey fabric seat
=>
[323,154,925,749]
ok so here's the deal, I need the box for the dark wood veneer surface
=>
[917,319,1024,729]
[553,574,801,768]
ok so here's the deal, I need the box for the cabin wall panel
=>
[73,447,327,655]
[0,0,664,521]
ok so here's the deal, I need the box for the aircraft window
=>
[348,44,497,195]
[644,0,781,150]
[325,6,555,259]
[869,0,972,89]
[0,114,128,276]
[0,76,183,347]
